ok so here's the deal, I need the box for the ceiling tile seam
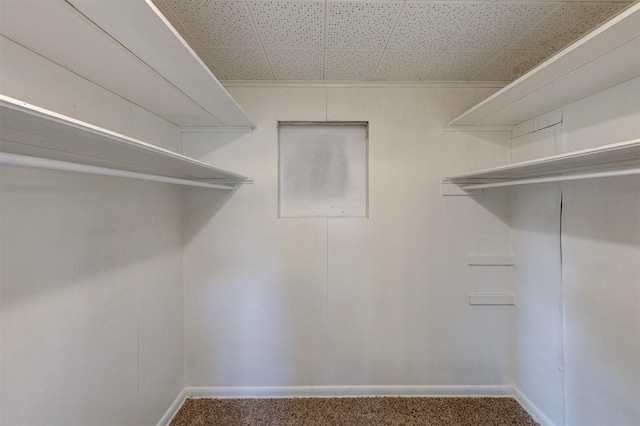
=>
[157,0,229,80]
[252,48,328,52]
[418,0,486,81]
[467,2,563,80]
[326,47,419,51]
[504,2,563,51]
[416,51,444,81]
[370,0,407,80]
[465,52,510,81]
[244,0,275,80]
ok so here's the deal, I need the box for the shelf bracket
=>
[442,179,483,196]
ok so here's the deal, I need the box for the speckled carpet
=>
[170,396,539,425]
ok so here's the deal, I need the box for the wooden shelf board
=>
[448,3,640,127]
[447,139,640,185]
[0,0,253,129]
[0,96,249,182]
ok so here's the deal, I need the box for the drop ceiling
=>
[152,0,633,82]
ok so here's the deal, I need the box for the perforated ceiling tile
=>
[158,0,628,82]
[192,46,228,80]
[472,50,553,81]
[387,2,482,50]
[421,50,500,81]
[152,0,201,48]
[248,1,324,49]
[325,49,383,80]
[267,49,324,80]
[208,48,274,80]
[326,2,404,49]
[449,2,559,50]
[163,0,259,48]
[510,2,630,51]
[494,0,627,2]
[373,50,441,81]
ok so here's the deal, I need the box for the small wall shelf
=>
[445,139,640,190]
[0,96,250,190]
[447,3,640,128]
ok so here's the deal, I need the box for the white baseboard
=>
[156,388,187,426]
[183,385,513,399]
[514,387,556,426]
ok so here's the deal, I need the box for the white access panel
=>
[279,123,368,218]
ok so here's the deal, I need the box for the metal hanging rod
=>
[0,152,237,190]
[458,168,640,190]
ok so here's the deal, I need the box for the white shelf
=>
[448,3,640,127]
[0,96,250,190]
[0,0,253,129]
[446,139,640,190]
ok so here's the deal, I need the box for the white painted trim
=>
[183,385,514,399]
[221,81,509,89]
[156,388,187,426]
[443,126,515,133]
[514,387,557,426]
[511,109,562,139]
[180,126,254,133]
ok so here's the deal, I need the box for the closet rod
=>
[0,152,236,190]
[460,167,640,190]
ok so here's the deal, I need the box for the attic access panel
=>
[278,122,368,218]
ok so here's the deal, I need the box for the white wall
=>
[182,85,515,391]
[1,38,184,426]
[512,76,640,426]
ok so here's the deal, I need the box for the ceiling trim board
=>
[220,81,509,89]
[443,126,515,132]
[180,126,254,133]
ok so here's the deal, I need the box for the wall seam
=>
[325,218,330,386]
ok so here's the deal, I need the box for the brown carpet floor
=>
[170,397,539,426]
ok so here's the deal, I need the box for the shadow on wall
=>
[180,131,250,246]
[467,187,512,227]
[0,166,186,305]
[181,185,237,246]
[510,177,640,246]
[509,183,562,237]
[183,131,248,159]
[559,175,640,425]
[181,168,327,387]
[560,176,640,247]
[181,196,324,386]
